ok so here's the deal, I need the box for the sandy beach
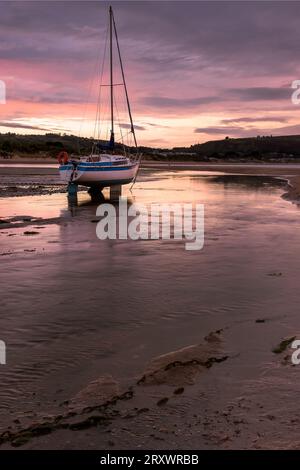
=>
[145,162,300,204]
[1,159,300,201]
[1,162,300,449]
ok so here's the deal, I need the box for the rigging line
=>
[96,19,109,144]
[101,83,111,144]
[130,149,143,191]
[94,79,103,145]
[77,44,101,154]
[116,78,141,166]
[103,91,110,143]
[113,91,127,157]
[92,85,101,142]
[119,69,132,148]
[109,6,114,137]
[112,9,138,149]
[79,19,108,153]
[78,53,100,135]
[115,131,130,141]
[100,83,124,87]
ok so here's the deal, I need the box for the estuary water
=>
[1,169,300,446]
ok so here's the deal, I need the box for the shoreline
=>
[282,175,300,203]
[1,160,300,203]
[1,165,300,449]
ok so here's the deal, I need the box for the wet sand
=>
[143,160,300,175]
[142,162,300,203]
[283,176,300,203]
[1,160,300,201]
[1,165,300,449]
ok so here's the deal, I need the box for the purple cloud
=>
[194,126,244,135]
[119,123,146,131]
[140,95,219,109]
[221,116,289,124]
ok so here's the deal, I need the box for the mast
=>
[109,5,114,148]
[112,8,138,149]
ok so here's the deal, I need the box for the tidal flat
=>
[1,164,300,449]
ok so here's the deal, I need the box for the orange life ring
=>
[57,151,69,165]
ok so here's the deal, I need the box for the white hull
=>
[59,156,139,188]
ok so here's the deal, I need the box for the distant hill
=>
[0,133,96,158]
[189,135,300,161]
[1,132,300,161]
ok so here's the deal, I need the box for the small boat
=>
[59,6,141,190]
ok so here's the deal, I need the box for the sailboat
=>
[58,6,141,190]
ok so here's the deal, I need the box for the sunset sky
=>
[1,0,300,148]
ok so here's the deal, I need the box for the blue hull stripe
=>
[78,161,130,166]
[60,165,136,172]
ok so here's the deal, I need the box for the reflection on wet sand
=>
[1,170,300,449]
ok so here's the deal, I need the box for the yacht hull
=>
[59,161,139,187]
